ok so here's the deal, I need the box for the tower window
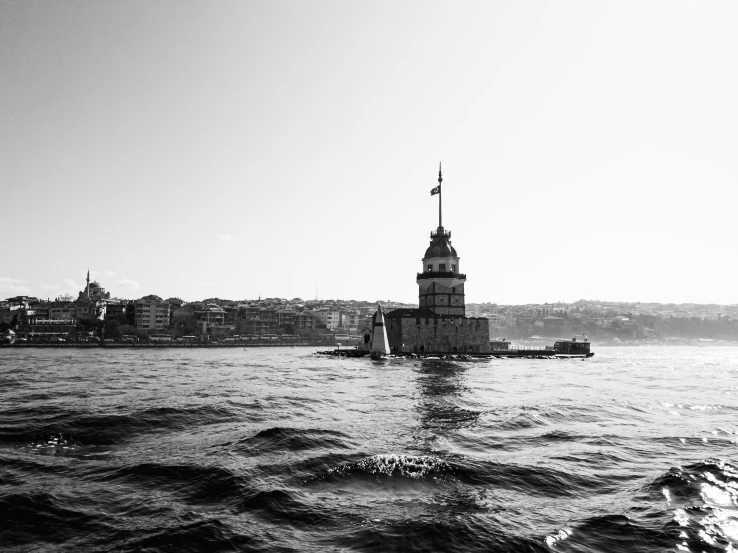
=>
[427,265,432,272]
[439,264,446,272]
[451,264,456,273]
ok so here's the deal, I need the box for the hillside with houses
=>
[466,300,738,343]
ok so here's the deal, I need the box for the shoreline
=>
[0,342,316,349]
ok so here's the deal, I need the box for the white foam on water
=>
[544,527,572,548]
[329,454,453,480]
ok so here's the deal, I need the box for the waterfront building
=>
[28,305,50,321]
[341,311,361,331]
[0,303,11,325]
[2,298,40,327]
[17,319,78,338]
[313,309,341,330]
[385,166,490,353]
[196,304,225,325]
[238,304,260,319]
[195,303,226,334]
[295,311,315,330]
[5,296,39,305]
[206,324,235,338]
[258,306,276,323]
[241,316,271,334]
[105,304,127,324]
[74,301,97,322]
[276,308,297,328]
[49,301,77,322]
[223,306,239,325]
[542,315,565,329]
[166,297,184,307]
[173,304,196,321]
[134,295,171,330]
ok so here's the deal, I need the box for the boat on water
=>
[548,336,593,356]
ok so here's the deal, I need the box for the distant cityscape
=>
[2,270,737,344]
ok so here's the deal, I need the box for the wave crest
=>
[327,454,457,480]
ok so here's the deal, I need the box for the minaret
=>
[86,269,90,300]
[416,166,466,316]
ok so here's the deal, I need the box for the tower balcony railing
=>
[430,230,451,238]
[417,271,466,281]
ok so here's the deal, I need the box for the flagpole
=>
[438,162,443,228]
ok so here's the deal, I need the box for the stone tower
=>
[416,165,466,316]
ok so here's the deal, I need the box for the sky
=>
[1,0,737,305]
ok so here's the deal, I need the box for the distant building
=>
[314,309,341,330]
[487,314,507,327]
[105,304,127,324]
[173,304,195,321]
[241,316,271,334]
[5,296,39,305]
[75,301,99,323]
[276,308,296,328]
[49,301,76,322]
[195,303,227,334]
[135,295,170,330]
[295,311,315,330]
[27,305,50,321]
[516,315,533,326]
[166,297,184,307]
[341,311,361,331]
[0,303,11,325]
[258,306,276,323]
[223,306,239,325]
[17,319,77,338]
[206,324,235,338]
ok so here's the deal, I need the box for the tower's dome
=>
[424,242,457,258]
[424,231,458,258]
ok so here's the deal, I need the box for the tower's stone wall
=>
[386,311,490,353]
[418,281,465,316]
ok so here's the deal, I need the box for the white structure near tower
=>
[369,304,390,358]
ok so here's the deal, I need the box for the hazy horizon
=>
[2,1,736,305]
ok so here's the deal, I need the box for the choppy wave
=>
[651,459,738,552]
[1,346,737,552]
[326,454,459,481]
[0,404,246,446]
[226,426,354,455]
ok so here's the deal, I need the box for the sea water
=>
[1,346,737,552]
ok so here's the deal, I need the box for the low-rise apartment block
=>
[135,295,170,330]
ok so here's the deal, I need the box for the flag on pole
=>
[430,184,441,196]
